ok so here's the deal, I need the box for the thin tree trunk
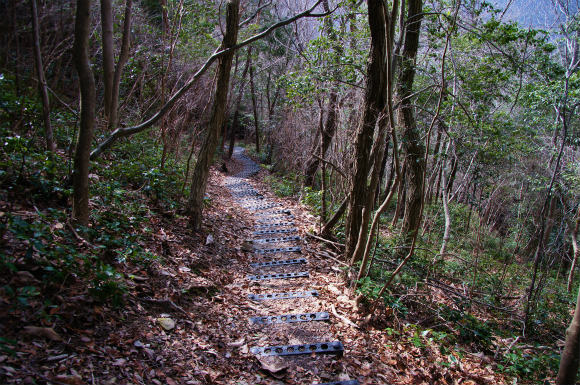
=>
[320,122,327,226]
[397,0,425,248]
[356,172,400,282]
[304,90,339,187]
[228,47,251,159]
[440,142,451,257]
[344,0,389,261]
[557,265,580,384]
[72,0,96,225]
[303,0,342,187]
[187,0,239,230]
[249,55,260,152]
[90,1,326,160]
[567,210,580,292]
[100,0,114,118]
[376,139,389,205]
[30,0,55,152]
[426,124,443,203]
[392,160,406,226]
[108,0,132,131]
[321,194,349,237]
[525,101,569,327]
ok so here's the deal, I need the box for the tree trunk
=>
[108,0,132,131]
[376,139,389,205]
[321,194,349,237]
[89,2,325,159]
[426,124,443,203]
[100,0,114,118]
[567,210,580,292]
[392,160,406,226]
[397,0,425,247]
[228,47,251,159]
[303,0,342,188]
[72,0,96,225]
[304,90,339,187]
[440,141,452,257]
[344,0,389,261]
[30,0,55,152]
[187,0,239,230]
[249,55,260,153]
[557,272,580,384]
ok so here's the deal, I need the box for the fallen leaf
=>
[22,326,62,341]
[227,337,245,347]
[256,356,288,378]
[53,374,83,385]
[157,317,175,331]
[112,358,126,366]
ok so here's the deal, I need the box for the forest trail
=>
[211,147,506,385]
[223,147,357,384]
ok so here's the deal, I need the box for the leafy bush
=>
[442,307,494,349]
[498,347,559,380]
[264,172,301,197]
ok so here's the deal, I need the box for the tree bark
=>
[228,47,251,159]
[321,194,349,237]
[440,141,452,257]
[303,0,342,188]
[558,269,580,384]
[100,0,114,118]
[108,0,132,131]
[397,0,425,247]
[344,0,389,261]
[249,55,260,153]
[567,209,580,292]
[392,160,406,226]
[186,0,239,230]
[304,90,339,187]
[72,0,96,225]
[30,0,55,152]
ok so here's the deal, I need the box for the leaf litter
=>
[0,161,509,384]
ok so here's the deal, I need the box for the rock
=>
[157,317,175,331]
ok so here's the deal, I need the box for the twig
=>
[90,0,330,159]
[306,247,352,269]
[239,0,272,28]
[66,220,95,248]
[331,304,359,329]
[306,232,344,248]
[140,297,192,319]
[311,153,347,179]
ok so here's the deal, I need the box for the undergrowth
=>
[0,85,188,313]
[259,159,574,383]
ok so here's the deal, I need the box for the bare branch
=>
[90,0,329,160]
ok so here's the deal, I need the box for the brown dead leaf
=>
[256,356,288,378]
[22,326,62,341]
[227,337,245,347]
[53,374,83,385]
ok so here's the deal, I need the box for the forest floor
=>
[0,148,509,385]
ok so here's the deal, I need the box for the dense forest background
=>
[1,0,580,383]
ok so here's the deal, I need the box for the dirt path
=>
[0,147,506,385]
[216,147,504,385]
[223,147,357,385]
